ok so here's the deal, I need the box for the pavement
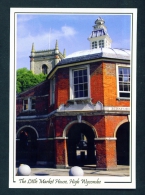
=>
[18,165,130,177]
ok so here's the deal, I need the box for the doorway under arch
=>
[16,127,38,165]
[66,122,96,166]
[116,122,130,165]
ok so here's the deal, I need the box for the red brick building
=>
[16,17,130,169]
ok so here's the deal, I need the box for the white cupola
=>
[88,17,112,49]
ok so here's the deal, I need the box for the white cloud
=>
[61,26,77,37]
[17,25,77,53]
[17,25,77,69]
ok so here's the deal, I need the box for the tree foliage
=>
[16,68,47,93]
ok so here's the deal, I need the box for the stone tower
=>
[29,40,65,75]
[88,17,112,49]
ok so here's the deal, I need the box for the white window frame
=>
[69,65,90,100]
[50,76,55,105]
[23,97,36,111]
[116,64,130,99]
[99,40,104,48]
[92,41,97,49]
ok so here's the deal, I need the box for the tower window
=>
[42,64,48,74]
[99,40,104,48]
[92,41,97,49]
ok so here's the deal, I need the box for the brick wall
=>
[90,62,104,104]
[55,68,69,108]
[103,62,130,107]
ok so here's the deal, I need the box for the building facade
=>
[16,17,130,169]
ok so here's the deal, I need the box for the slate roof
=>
[57,48,130,66]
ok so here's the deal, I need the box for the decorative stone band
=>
[57,100,130,112]
[16,138,55,141]
[54,137,68,140]
[94,137,117,141]
[16,101,130,121]
[38,138,54,140]
[16,137,68,141]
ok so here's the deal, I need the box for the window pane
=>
[79,70,82,76]
[74,91,78,98]
[123,77,129,82]
[119,76,123,81]
[79,76,83,83]
[74,77,78,84]
[79,84,83,90]
[119,84,123,91]
[123,68,128,74]
[31,99,36,109]
[84,76,88,82]
[84,90,88,97]
[124,84,129,91]
[119,68,123,75]
[79,91,83,97]
[74,71,78,77]
[74,85,78,91]
[83,69,87,75]
[84,83,88,90]
[120,92,130,98]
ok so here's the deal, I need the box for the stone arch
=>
[115,120,130,165]
[17,125,39,139]
[62,120,98,138]
[65,120,97,166]
[16,125,39,165]
[114,119,129,138]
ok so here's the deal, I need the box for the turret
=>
[54,40,60,65]
[30,43,35,73]
[88,17,112,49]
[63,49,66,58]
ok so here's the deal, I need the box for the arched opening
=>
[66,123,96,166]
[16,127,38,165]
[42,64,48,74]
[116,122,130,165]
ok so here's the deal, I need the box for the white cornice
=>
[94,137,117,140]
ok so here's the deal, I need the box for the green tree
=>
[16,68,47,93]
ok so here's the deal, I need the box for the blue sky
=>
[16,14,131,70]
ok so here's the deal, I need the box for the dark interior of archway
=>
[17,127,37,166]
[116,122,130,165]
[67,123,95,166]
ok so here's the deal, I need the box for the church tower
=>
[29,40,65,75]
[88,17,112,49]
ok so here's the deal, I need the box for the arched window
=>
[42,64,48,74]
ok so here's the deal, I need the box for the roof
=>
[57,48,130,66]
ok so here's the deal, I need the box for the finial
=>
[31,43,35,52]
[55,40,58,50]
[63,49,66,58]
